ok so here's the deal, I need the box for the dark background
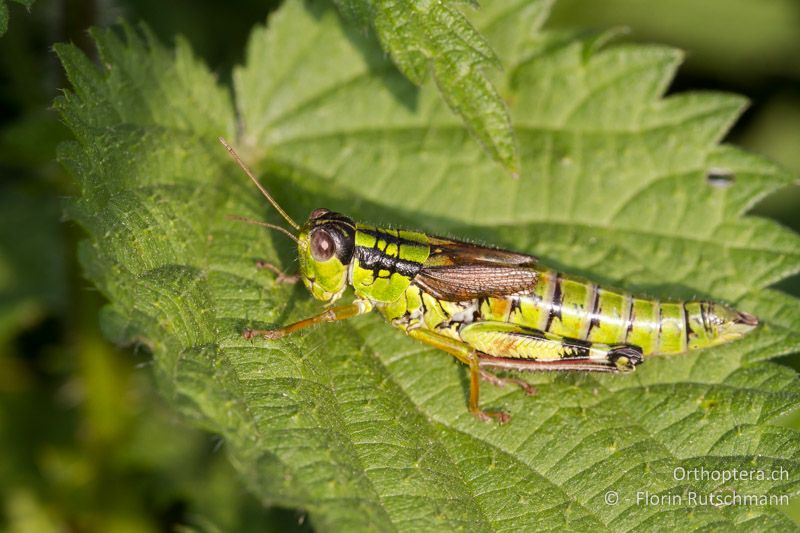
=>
[1,0,798,530]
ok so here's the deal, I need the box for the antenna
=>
[219,137,301,231]
[225,214,299,243]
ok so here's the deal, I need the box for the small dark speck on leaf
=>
[700,398,718,410]
[706,167,735,188]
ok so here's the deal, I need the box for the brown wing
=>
[413,236,539,301]
[425,236,538,266]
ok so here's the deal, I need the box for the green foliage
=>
[550,0,800,81]
[55,0,800,530]
[0,0,34,37]
[331,0,529,174]
[0,187,296,531]
[0,341,298,532]
[0,187,64,344]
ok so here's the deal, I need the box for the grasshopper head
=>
[218,139,358,304]
[298,208,356,303]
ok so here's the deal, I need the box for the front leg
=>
[244,299,373,340]
[255,260,300,284]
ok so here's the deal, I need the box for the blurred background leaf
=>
[0,0,798,530]
[550,0,800,83]
[0,0,34,37]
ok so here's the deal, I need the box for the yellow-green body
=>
[334,222,756,371]
[242,201,757,418]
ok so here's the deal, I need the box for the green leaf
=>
[56,1,800,530]
[330,0,528,175]
[0,0,34,37]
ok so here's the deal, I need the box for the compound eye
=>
[310,229,336,261]
[310,208,330,220]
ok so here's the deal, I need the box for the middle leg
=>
[407,328,510,423]
[478,369,537,396]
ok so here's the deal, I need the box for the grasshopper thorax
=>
[298,208,356,303]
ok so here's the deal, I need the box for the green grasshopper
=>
[220,138,759,423]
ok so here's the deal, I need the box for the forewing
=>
[414,237,539,301]
[426,236,537,266]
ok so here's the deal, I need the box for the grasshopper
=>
[220,138,758,423]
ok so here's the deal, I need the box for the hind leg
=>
[460,321,644,372]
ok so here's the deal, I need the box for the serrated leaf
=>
[56,1,800,530]
[331,0,522,174]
